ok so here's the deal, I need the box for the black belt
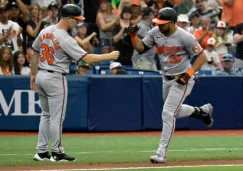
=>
[164,75,176,80]
[40,69,66,76]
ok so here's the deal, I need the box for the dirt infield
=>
[1,129,243,137]
[1,160,243,171]
[1,130,243,171]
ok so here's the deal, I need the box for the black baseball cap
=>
[7,1,18,9]
[48,2,58,10]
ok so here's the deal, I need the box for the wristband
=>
[131,35,138,43]
[186,68,196,77]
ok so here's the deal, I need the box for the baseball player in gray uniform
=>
[30,4,119,162]
[129,7,213,163]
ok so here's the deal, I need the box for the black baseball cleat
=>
[190,103,214,127]
[33,152,51,161]
[50,152,76,162]
[199,103,214,127]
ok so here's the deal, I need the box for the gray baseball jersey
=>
[32,25,87,154]
[32,25,87,73]
[142,27,203,75]
[144,27,212,160]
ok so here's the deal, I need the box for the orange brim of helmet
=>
[74,16,85,20]
[152,18,171,25]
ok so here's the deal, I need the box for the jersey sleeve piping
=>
[77,52,88,62]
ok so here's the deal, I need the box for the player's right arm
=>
[128,24,145,53]
[82,52,119,63]
[62,36,120,63]
[128,24,154,54]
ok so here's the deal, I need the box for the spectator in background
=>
[96,0,118,54]
[0,46,13,75]
[77,61,91,75]
[112,6,133,65]
[39,7,48,21]
[176,0,194,15]
[221,0,243,30]
[194,16,212,50]
[132,7,156,71]
[0,5,22,53]
[7,0,29,53]
[233,22,243,69]
[109,62,127,75]
[189,0,220,25]
[163,0,175,8]
[41,2,59,29]
[214,54,241,76]
[31,0,52,7]
[151,3,160,17]
[0,0,5,8]
[25,2,43,62]
[188,13,200,34]
[130,0,142,24]
[201,37,219,70]
[26,3,42,49]
[225,22,234,46]
[152,0,164,10]
[74,22,96,54]
[144,0,154,7]
[7,0,29,24]
[117,0,132,14]
[12,50,30,75]
[205,0,221,9]
[213,21,233,68]
[176,14,189,31]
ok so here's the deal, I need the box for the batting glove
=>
[176,73,191,85]
[128,24,140,37]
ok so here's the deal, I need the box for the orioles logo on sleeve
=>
[192,45,200,53]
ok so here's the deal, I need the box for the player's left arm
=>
[176,33,206,85]
[30,30,42,91]
[30,50,39,76]
[176,51,206,85]
[30,50,39,91]
[191,51,207,72]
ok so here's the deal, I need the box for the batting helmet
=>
[60,4,85,20]
[152,7,177,25]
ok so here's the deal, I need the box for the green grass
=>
[0,135,243,167]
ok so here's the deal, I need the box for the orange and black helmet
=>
[152,7,177,25]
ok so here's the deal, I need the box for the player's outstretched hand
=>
[128,24,140,37]
[175,73,190,85]
[109,51,120,60]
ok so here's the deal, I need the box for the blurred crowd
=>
[0,0,243,76]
